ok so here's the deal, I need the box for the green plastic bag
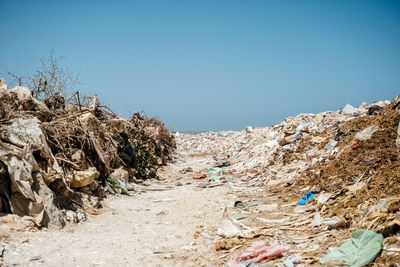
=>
[322,230,383,267]
[207,167,221,175]
[107,176,134,196]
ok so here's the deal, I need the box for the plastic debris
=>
[233,215,247,221]
[368,105,382,115]
[258,217,288,224]
[0,116,64,226]
[341,104,361,116]
[326,140,338,150]
[107,176,134,196]
[207,167,222,175]
[110,167,129,184]
[322,230,383,267]
[0,79,176,227]
[283,256,301,267]
[355,126,379,141]
[217,207,252,237]
[316,193,331,204]
[297,192,315,205]
[229,240,289,266]
[296,122,312,131]
[234,201,247,208]
[181,241,196,251]
[309,212,323,227]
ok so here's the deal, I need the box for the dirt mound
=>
[298,102,400,222]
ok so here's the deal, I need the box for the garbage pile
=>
[177,96,400,265]
[0,78,175,228]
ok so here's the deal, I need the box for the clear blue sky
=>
[1,0,399,132]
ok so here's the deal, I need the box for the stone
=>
[70,167,100,188]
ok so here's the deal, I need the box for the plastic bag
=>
[321,229,383,267]
[355,126,379,141]
[297,192,315,205]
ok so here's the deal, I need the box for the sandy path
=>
[2,153,233,267]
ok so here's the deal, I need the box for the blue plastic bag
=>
[297,192,315,205]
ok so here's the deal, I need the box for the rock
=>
[70,167,100,188]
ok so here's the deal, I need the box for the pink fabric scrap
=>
[229,240,289,266]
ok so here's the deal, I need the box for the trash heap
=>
[0,78,175,228]
[177,96,400,266]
